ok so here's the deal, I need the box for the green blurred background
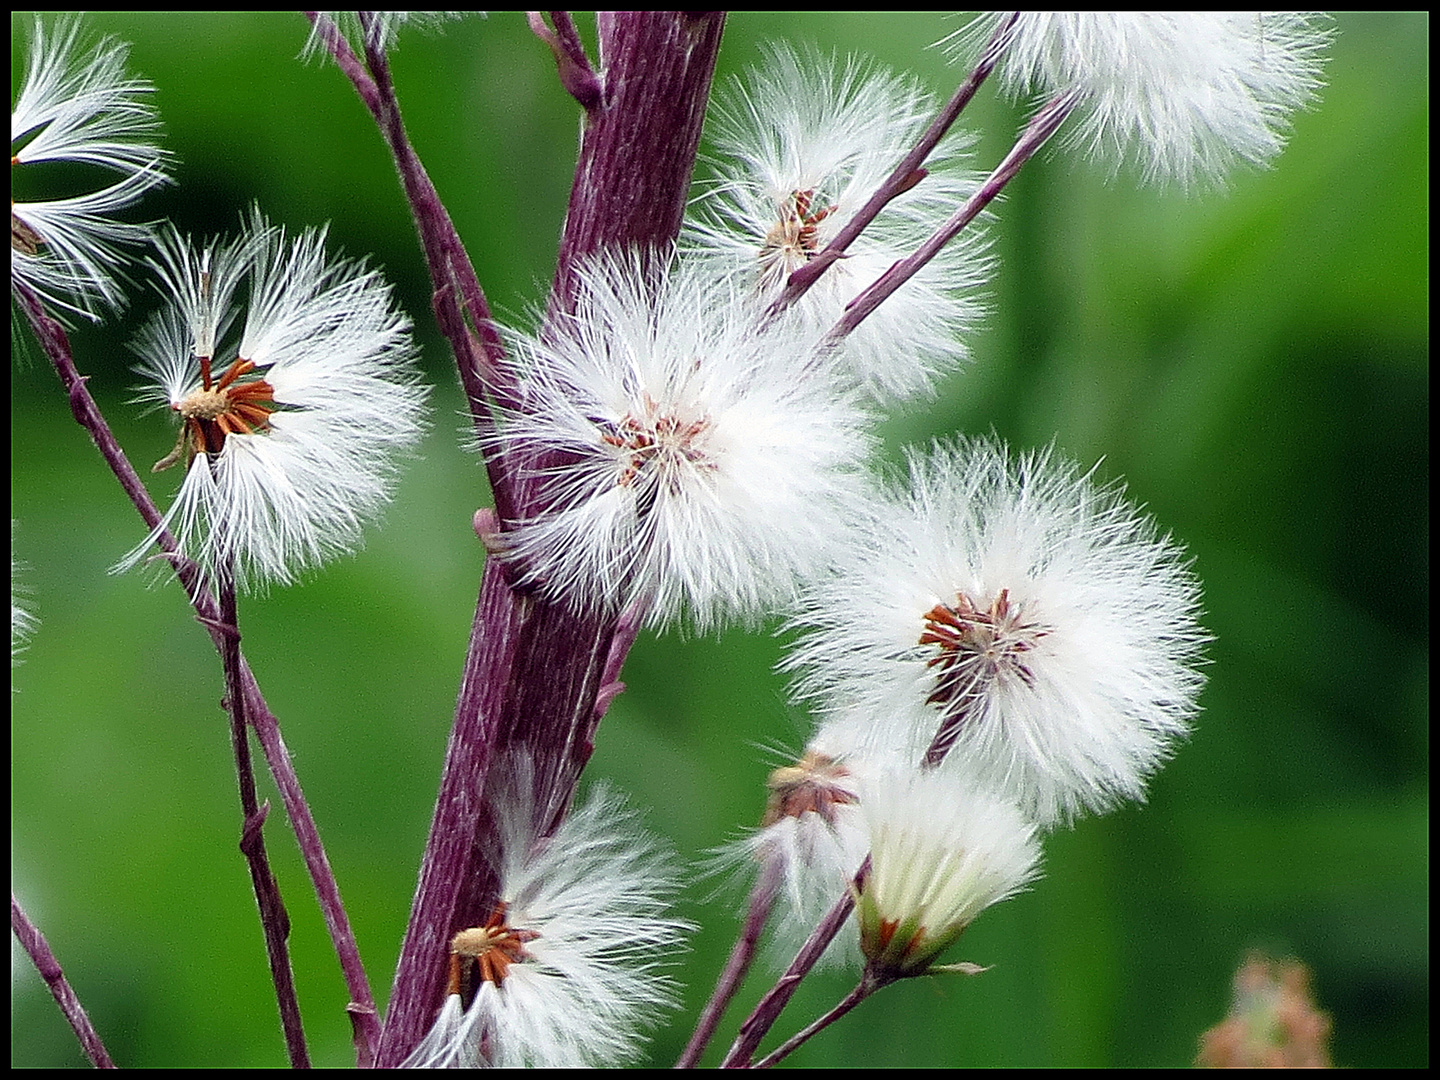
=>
[11,12,1427,1068]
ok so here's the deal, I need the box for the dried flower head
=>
[1197,952,1333,1068]
[688,45,990,401]
[495,249,872,630]
[956,12,1331,187]
[10,17,171,319]
[788,438,1207,827]
[402,784,691,1069]
[725,741,870,969]
[116,210,427,591]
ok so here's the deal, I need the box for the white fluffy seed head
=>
[116,210,427,592]
[956,12,1331,188]
[686,44,992,402]
[495,249,873,632]
[402,781,691,1069]
[787,437,1208,828]
[857,766,1041,977]
[10,17,171,320]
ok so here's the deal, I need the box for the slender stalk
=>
[240,662,381,1066]
[18,280,380,1066]
[751,968,892,1070]
[826,91,1075,346]
[11,894,118,1069]
[216,577,311,1069]
[771,12,1019,315]
[720,854,870,1069]
[373,14,726,1065]
[310,10,521,522]
[528,11,603,111]
[675,851,783,1068]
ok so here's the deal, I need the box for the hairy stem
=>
[374,13,725,1066]
[675,851,783,1068]
[11,894,118,1069]
[721,854,871,1068]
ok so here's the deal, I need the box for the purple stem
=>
[311,10,524,523]
[826,91,1075,346]
[772,12,1019,314]
[720,854,871,1069]
[241,662,381,1066]
[372,13,725,1066]
[17,281,380,1066]
[675,850,783,1068]
[720,648,996,1066]
[216,578,312,1069]
[528,11,604,111]
[751,967,892,1070]
[11,893,118,1069]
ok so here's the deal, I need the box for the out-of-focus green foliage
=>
[11,12,1427,1069]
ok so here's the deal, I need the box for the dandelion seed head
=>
[496,249,872,631]
[955,12,1331,188]
[404,781,690,1069]
[687,44,992,402]
[116,210,427,592]
[788,437,1208,826]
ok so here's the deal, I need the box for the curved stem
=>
[751,968,892,1070]
[772,12,1019,315]
[11,894,118,1069]
[720,854,870,1069]
[313,10,522,522]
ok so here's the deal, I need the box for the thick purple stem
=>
[11,894,118,1069]
[675,851,783,1068]
[374,13,725,1066]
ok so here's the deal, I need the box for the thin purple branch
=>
[751,968,890,1070]
[216,579,311,1068]
[528,11,604,111]
[17,280,380,1066]
[349,24,523,524]
[826,91,1076,346]
[303,12,382,115]
[675,851,783,1068]
[720,854,871,1068]
[12,893,118,1069]
[772,12,1019,315]
[241,662,381,1066]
